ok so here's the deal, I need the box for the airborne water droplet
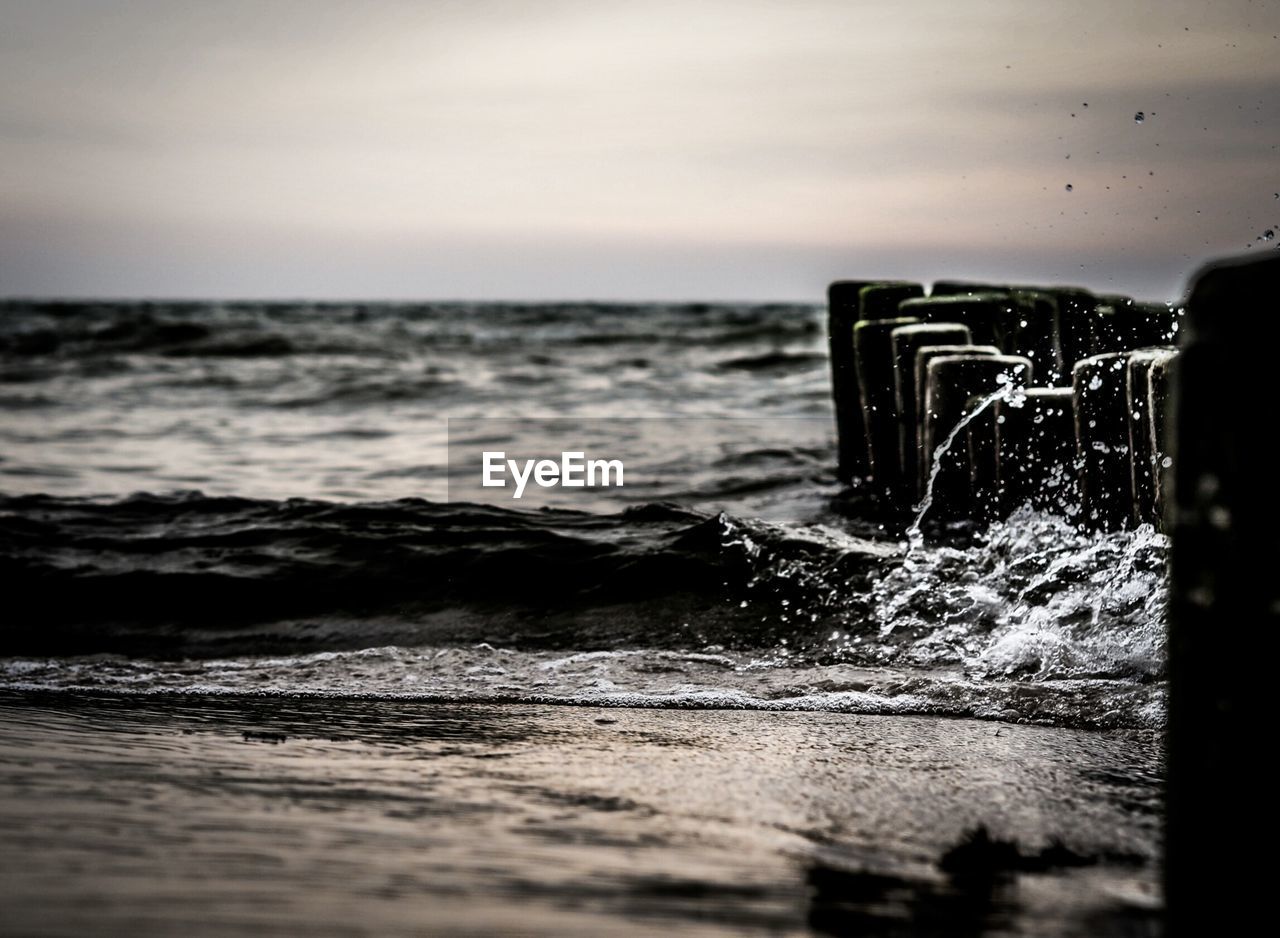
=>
[1134,111,1146,124]
[1065,183,1074,192]
[1263,229,1275,241]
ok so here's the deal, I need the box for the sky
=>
[1,0,1278,301]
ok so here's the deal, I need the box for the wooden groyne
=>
[827,279,1181,530]
[829,255,1279,935]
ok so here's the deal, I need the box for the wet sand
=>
[0,692,1161,936]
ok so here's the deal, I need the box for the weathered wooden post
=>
[1126,348,1173,527]
[1167,253,1280,938]
[994,387,1077,516]
[859,282,925,321]
[1072,352,1132,530]
[921,354,1032,520]
[1135,301,1180,346]
[1008,289,1063,385]
[855,316,922,502]
[827,280,878,484]
[1091,294,1134,356]
[1051,287,1098,373]
[891,323,973,503]
[900,294,1018,352]
[1148,350,1178,530]
[929,280,1009,297]
[967,392,1001,522]
[1095,294,1180,356]
[914,344,1000,496]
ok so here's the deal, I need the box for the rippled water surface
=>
[0,301,1169,933]
[0,301,832,505]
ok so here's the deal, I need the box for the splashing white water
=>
[906,377,1027,548]
[873,506,1167,685]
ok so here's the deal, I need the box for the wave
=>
[0,492,890,657]
[0,300,823,361]
[715,351,828,372]
[0,645,1164,730]
[0,492,1168,727]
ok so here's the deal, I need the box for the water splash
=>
[0,497,1170,729]
[906,379,1026,548]
[872,507,1168,690]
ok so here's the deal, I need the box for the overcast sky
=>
[2,0,1277,301]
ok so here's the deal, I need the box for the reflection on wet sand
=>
[0,693,1160,936]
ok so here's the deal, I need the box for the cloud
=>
[1,0,1277,298]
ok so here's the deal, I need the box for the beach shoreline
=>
[0,691,1161,936]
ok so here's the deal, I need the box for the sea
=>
[0,300,1165,936]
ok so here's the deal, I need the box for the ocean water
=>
[0,299,1167,727]
[0,300,1167,934]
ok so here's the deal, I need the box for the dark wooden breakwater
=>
[827,278,1179,528]
[828,255,1280,935]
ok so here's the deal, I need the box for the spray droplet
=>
[1134,111,1146,124]
[1263,229,1275,241]
[1065,183,1074,192]
[1161,456,1173,469]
